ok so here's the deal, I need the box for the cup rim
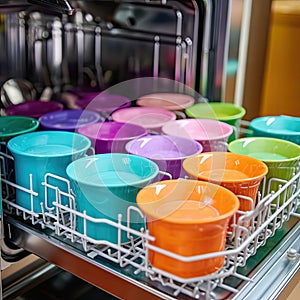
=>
[125,134,203,161]
[161,118,233,141]
[136,179,240,224]
[185,102,246,121]
[66,153,160,188]
[7,130,91,158]
[38,109,101,131]
[249,115,300,136]
[228,137,300,162]
[111,106,177,129]
[183,152,268,184]
[78,121,148,142]
[0,116,39,139]
[136,92,195,111]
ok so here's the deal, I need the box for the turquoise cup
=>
[7,131,91,213]
[66,153,159,244]
[248,115,300,144]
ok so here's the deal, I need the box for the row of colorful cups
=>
[5,129,238,279]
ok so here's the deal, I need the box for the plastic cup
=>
[0,116,40,185]
[228,137,300,202]
[66,153,159,244]
[136,93,195,111]
[39,109,101,132]
[0,116,39,142]
[248,115,300,145]
[162,118,233,152]
[5,100,64,119]
[75,92,131,114]
[183,152,268,213]
[136,179,239,278]
[78,121,147,154]
[7,131,91,213]
[126,135,203,179]
[185,102,246,142]
[111,107,176,133]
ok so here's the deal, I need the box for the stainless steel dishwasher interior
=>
[0,1,299,300]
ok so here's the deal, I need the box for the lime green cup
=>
[185,102,246,142]
[228,137,300,204]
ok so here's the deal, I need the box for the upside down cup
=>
[136,179,239,278]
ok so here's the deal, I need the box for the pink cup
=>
[162,118,233,152]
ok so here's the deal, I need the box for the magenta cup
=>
[125,135,203,179]
[162,118,233,152]
[5,101,64,119]
[75,92,131,115]
[39,109,102,132]
[78,121,148,154]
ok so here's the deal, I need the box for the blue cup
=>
[7,131,91,213]
[66,153,159,244]
[248,115,300,144]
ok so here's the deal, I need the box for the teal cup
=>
[248,115,300,144]
[228,137,300,203]
[7,131,91,213]
[66,153,159,244]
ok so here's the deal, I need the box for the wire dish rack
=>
[0,149,300,300]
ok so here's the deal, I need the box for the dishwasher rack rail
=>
[1,151,300,300]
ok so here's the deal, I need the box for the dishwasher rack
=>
[1,150,300,300]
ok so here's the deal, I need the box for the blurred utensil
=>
[0,78,36,108]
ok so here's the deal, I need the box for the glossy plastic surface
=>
[228,137,300,201]
[66,153,159,243]
[136,179,239,278]
[7,131,91,212]
[136,93,195,111]
[5,101,64,119]
[126,135,203,179]
[183,152,268,211]
[0,116,39,141]
[111,107,176,132]
[78,121,147,153]
[75,92,131,113]
[249,115,300,144]
[39,109,101,131]
[162,118,233,152]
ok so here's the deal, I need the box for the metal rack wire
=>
[1,149,299,300]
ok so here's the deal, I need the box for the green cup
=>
[185,102,246,142]
[228,137,300,204]
[0,116,39,142]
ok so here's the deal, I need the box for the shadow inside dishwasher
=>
[14,269,119,300]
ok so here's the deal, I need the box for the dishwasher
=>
[0,1,299,300]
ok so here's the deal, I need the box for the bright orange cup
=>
[136,179,239,278]
[183,152,268,213]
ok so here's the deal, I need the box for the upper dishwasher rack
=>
[1,146,299,300]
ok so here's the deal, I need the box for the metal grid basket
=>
[1,145,299,300]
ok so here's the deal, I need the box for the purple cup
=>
[75,92,131,114]
[39,109,102,132]
[78,121,148,153]
[125,135,203,179]
[5,101,64,119]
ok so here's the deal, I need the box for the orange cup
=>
[183,152,268,213]
[136,179,239,278]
